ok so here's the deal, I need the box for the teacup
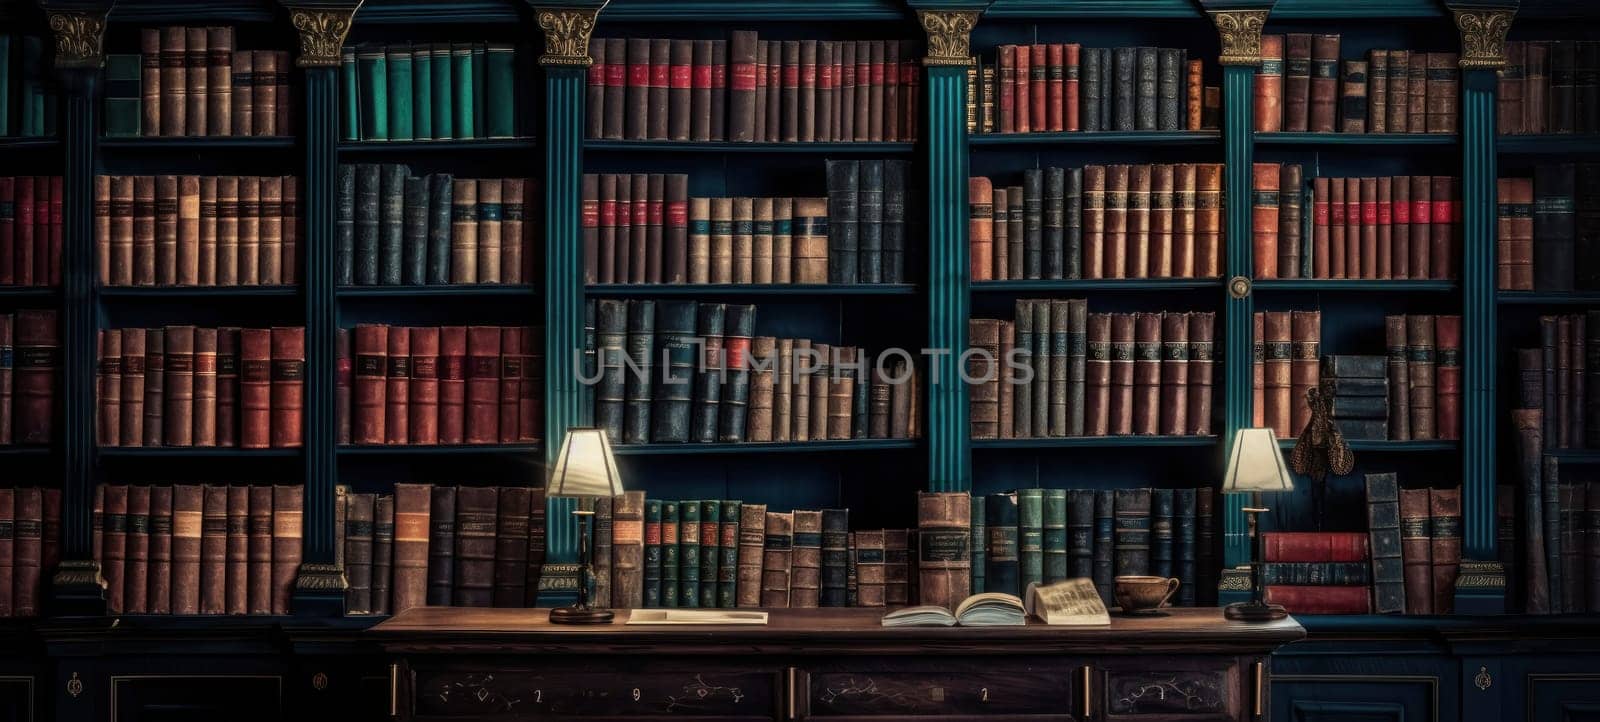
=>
[1114,575,1181,614]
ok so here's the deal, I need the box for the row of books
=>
[93,484,303,615]
[1497,163,1599,292]
[0,311,56,446]
[1319,354,1393,440]
[0,488,58,617]
[1498,40,1600,136]
[0,35,55,137]
[969,305,1216,439]
[1503,423,1599,614]
[95,326,305,449]
[972,45,1216,134]
[336,165,535,287]
[1516,313,1599,451]
[591,299,922,445]
[1252,166,1461,281]
[968,164,1225,282]
[104,27,293,137]
[0,176,61,287]
[342,42,519,142]
[1256,39,1458,134]
[95,175,300,288]
[1251,311,1321,440]
[974,488,1218,608]
[582,161,912,286]
[586,35,919,144]
[343,324,542,447]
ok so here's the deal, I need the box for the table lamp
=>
[1221,427,1294,622]
[548,427,624,624]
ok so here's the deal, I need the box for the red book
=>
[1377,176,1393,279]
[1431,176,1455,280]
[0,489,14,615]
[1030,44,1046,133]
[103,485,128,613]
[998,45,1015,133]
[201,484,227,614]
[1345,178,1361,280]
[1410,176,1432,281]
[32,177,47,285]
[519,329,540,442]
[1312,177,1330,278]
[270,327,304,448]
[1393,175,1412,279]
[1429,487,1462,614]
[238,328,272,449]
[334,327,350,445]
[1436,315,1462,440]
[1265,585,1371,614]
[438,326,468,445]
[465,326,501,444]
[1329,176,1346,278]
[385,325,410,445]
[13,487,41,616]
[1064,44,1081,132]
[15,309,57,445]
[1360,177,1378,279]
[1251,163,1280,279]
[353,324,387,445]
[409,327,440,445]
[1399,487,1433,614]
[1014,45,1031,134]
[49,176,63,285]
[146,485,170,614]
[124,484,151,614]
[14,177,32,286]
[499,326,522,443]
[1046,44,1065,132]
[0,176,13,285]
[1262,531,1369,562]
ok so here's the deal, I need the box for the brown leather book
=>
[1504,177,1534,290]
[155,175,179,285]
[850,528,884,607]
[1387,50,1410,133]
[1430,176,1455,280]
[808,343,831,442]
[99,329,122,446]
[253,50,278,136]
[1384,315,1412,441]
[498,326,522,444]
[1436,315,1462,441]
[1149,164,1174,277]
[1127,165,1152,278]
[734,502,767,607]
[1104,166,1130,278]
[439,327,468,445]
[1290,311,1321,437]
[178,176,202,285]
[1255,34,1284,132]
[1426,489,1456,614]
[451,179,479,283]
[408,327,440,445]
[501,177,524,285]
[491,486,530,608]
[280,176,298,284]
[1253,314,1267,429]
[476,179,503,284]
[1279,164,1303,278]
[662,39,690,141]
[193,327,217,446]
[258,176,283,285]
[238,328,271,449]
[384,325,411,445]
[966,320,998,440]
[1196,164,1223,278]
[1131,312,1161,435]
[138,30,161,136]
[146,485,172,614]
[270,327,304,448]
[1252,162,1280,278]
[99,485,127,613]
[465,327,501,444]
[1311,177,1330,278]
[1392,174,1413,278]
[231,51,253,136]
[792,339,812,442]
[612,491,646,609]
[353,324,387,445]
[198,176,217,285]
[216,176,239,286]
[1341,60,1368,134]
[271,485,302,615]
[1426,52,1459,134]
[246,485,272,614]
[184,28,207,135]
[124,485,150,614]
[200,485,227,614]
[792,198,828,283]
[1085,313,1112,435]
[345,492,374,614]
[1409,175,1431,281]
[226,485,248,614]
[169,484,202,614]
[646,39,671,141]
[142,327,166,446]
[1083,165,1105,279]
[917,492,971,611]
[519,331,541,443]
[10,488,39,616]
[774,338,794,441]
[1407,314,1437,440]
[1329,174,1346,278]
[997,321,1014,439]
[160,27,187,135]
[791,510,823,608]
[1308,34,1339,133]
[1159,312,1189,436]
[732,196,754,284]
[1369,50,1388,133]
[1284,34,1312,132]
[1108,313,1135,435]
[332,327,350,446]
[1171,164,1195,277]
[450,485,497,608]
[119,328,145,446]
[1399,487,1433,613]
[1407,52,1428,135]
[206,27,232,136]
[884,528,910,606]
[237,176,260,284]
[686,194,708,284]
[583,174,602,282]
[748,336,776,442]
[1526,42,1549,134]
[0,318,8,444]
[1359,177,1378,279]
[827,346,854,440]
[162,325,195,447]
[95,175,112,285]
[761,511,794,607]
[1188,312,1215,436]
[710,196,732,283]
[603,38,627,140]
[133,176,156,285]
[373,494,393,615]
[992,187,1009,280]
[110,176,135,285]
[1377,176,1393,279]
[1264,311,1293,439]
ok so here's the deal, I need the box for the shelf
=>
[0,446,51,456]
[587,283,917,297]
[973,436,1217,449]
[1254,132,1456,146]
[611,439,917,455]
[0,286,59,300]
[971,279,1221,293]
[584,140,916,154]
[1498,291,1600,305]
[969,131,1219,147]
[1252,279,1458,292]
[1497,134,1600,155]
[601,0,908,21]
[98,447,301,458]
[100,136,296,149]
[337,443,542,456]
[0,137,59,150]
[337,139,538,154]
[1279,439,1458,452]
[336,285,538,298]
[1296,613,1600,636]
[99,286,299,298]
[1547,449,1600,464]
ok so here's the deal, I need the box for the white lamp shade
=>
[1222,427,1295,494]
[549,428,624,499]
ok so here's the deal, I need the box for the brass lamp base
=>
[1224,601,1288,622]
[549,606,615,624]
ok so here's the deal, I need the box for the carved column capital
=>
[289,5,361,68]
[46,8,109,70]
[294,562,350,592]
[1207,9,1270,67]
[1452,8,1515,70]
[536,7,601,67]
[917,9,980,67]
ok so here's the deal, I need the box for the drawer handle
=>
[1080,665,1092,719]
[1253,660,1264,719]
[388,663,400,718]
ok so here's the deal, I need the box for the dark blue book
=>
[1175,488,1196,606]
[594,300,629,444]
[1082,48,1103,133]
[821,508,850,607]
[858,160,884,284]
[426,174,453,284]
[691,304,726,443]
[970,495,986,594]
[1114,488,1151,578]
[643,499,662,608]
[403,176,428,285]
[354,164,381,285]
[883,160,907,283]
[1151,489,1173,580]
[1043,488,1069,583]
[651,301,698,443]
[718,501,741,609]
[335,165,355,286]
[1094,490,1115,607]
[826,160,859,284]
[717,305,756,442]
[699,501,721,608]
[1259,562,1372,585]
[379,163,407,285]
[1067,489,1095,581]
[624,301,656,444]
[985,493,1020,597]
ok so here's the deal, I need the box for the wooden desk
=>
[372,607,1305,721]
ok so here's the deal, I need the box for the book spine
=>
[736,503,767,608]
[1255,35,1284,132]
[1160,311,1190,436]
[1284,34,1311,132]
[1113,488,1151,578]
[917,492,972,611]
[1280,164,1303,279]
[1132,311,1161,435]
[1342,60,1368,133]
[1151,488,1173,580]
[1429,487,1462,614]
[760,512,793,608]
[270,485,302,615]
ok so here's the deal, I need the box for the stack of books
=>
[970,45,1218,133]
[1,34,56,137]
[1255,36,1458,134]
[103,27,292,137]
[1514,313,1596,451]
[1322,355,1389,440]
[1496,164,1600,292]
[2,310,57,446]
[1261,532,1372,614]
[1251,311,1320,441]
[341,42,519,141]
[96,175,301,287]
[0,486,59,617]
[1499,40,1600,135]
[92,484,303,615]
[1,176,62,287]
[1510,406,1600,614]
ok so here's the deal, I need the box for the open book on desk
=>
[626,610,770,625]
[880,579,1111,627]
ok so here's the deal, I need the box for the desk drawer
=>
[1100,660,1239,721]
[802,659,1083,719]
[410,664,779,720]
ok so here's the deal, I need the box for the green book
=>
[970,495,986,594]
[411,44,433,141]
[718,500,740,609]
[660,501,680,608]
[357,44,389,141]
[485,42,516,138]
[1043,488,1069,583]
[0,34,11,136]
[21,35,43,136]
[699,500,721,608]
[431,43,453,140]
[643,499,662,608]
[340,47,359,141]
[452,42,474,140]
[677,500,700,608]
[386,44,414,141]
[1018,488,1045,591]
[471,42,487,139]
[103,53,142,138]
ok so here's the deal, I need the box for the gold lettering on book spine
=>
[47,10,109,69]
[1452,9,1514,70]
[290,7,361,68]
[1208,9,1269,67]
[537,8,601,67]
[918,10,979,67]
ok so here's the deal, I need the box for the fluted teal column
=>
[1451,5,1514,615]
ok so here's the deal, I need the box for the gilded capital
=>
[47,9,109,70]
[1208,9,1269,67]
[295,562,350,592]
[537,7,601,67]
[1452,8,1515,70]
[290,6,360,68]
[918,9,979,67]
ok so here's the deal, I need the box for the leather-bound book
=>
[650,301,697,443]
[491,486,530,608]
[994,319,1012,439]
[1535,164,1576,291]
[498,327,523,443]
[799,40,819,142]
[726,31,758,142]
[676,501,700,608]
[1364,473,1406,614]
[1252,162,1280,278]
[1526,42,1550,134]
[594,300,626,442]
[644,39,670,141]
[257,174,284,285]
[424,486,456,607]
[1311,177,1330,277]
[752,197,775,285]
[820,508,849,607]
[1173,488,1196,604]
[1064,490,1095,584]
[156,175,179,285]
[1104,165,1128,278]
[465,326,501,444]
[1430,175,1455,280]
[1082,166,1105,279]
[774,339,794,441]
[1542,317,1561,446]
[1112,47,1137,132]
[388,483,431,614]
[1113,488,1151,579]
[586,40,607,139]
[225,486,248,614]
[1108,313,1136,435]
[1255,35,1284,132]
[1590,311,1600,447]
[1279,164,1303,278]
[854,529,886,606]
[137,30,161,136]
[452,486,497,607]
[731,195,753,285]
[1127,165,1151,278]
[1399,487,1433,613]
[238,176,261,284]
[350,165,379,285]
[1263,311,1292,439]
[140,328,168,446]
[1307,34,1339,132]
[370,166,402,286]
[1132,312,1161,435]
[1150,488,1173,580]
[1149,164,1172,278]
[1386,50,1409,132]
[969,177,993,281]
[826,160,859,284]
[659,502,681,607]
[665,174,689,283]
[685,195,708,283]
[1160,312,1189,436]
[163,325,195,447]
[974,316,1004,439]
[581,174,599,283]
[193,328,217,446]
[243,485,273,615]
[232,48,254,136]
[1392,174,1413,278]
[736,503,767,607]
[159,27,186,135]
[1407,315,1437,440]
[1031,302,1050,437]
[984,492,1020,596]
[175,175,200,285]
[270,485,302,615]
[790,510,823,608]
[707,196,729,283]
[1086,313,1112,435]
[353,324,387,445]
[613,490,646,609]
[749,336,777,442]
[885,529,911,605]
[1366,50,1389,133]
[198,176,218,285]
[860,161,885,283]
[1252,313,1266,427]
[1157,48,1183,131]
[146,485,172,614]
[98,330,122,446]
[371,495,394,615]
[1407,52,1428,134]
[1562,482,1581,612]
[917,492,971,610]
[100,486,128,614]
[1290,311,1321,436]
[200,485,227,614]
[1436,315,1462,440]
[622,38,649,141]
[1062,167,1083,280]
[1088,490,1114,605]
[477,178,504,283]
[1018,489,1044,590]
[450,178,479,283]
[167,485,201,614]
[809,344,831,442]
[761,511,794,607]
[270,327,305,448]
[602,38,626,140]
[1284,34,1312,132]
[406,327,439,445]
[1048,300,1071,435]
[1376,175,1394,279]
[1195,164,1223,277]
[121,485,150,614]
[1429,488,1461,614]
[1341,60,1368,133]
[692,303,727,443]
[1426,52,1459,134]
[1066,299,1089,437]
[1543,453,1563,611]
